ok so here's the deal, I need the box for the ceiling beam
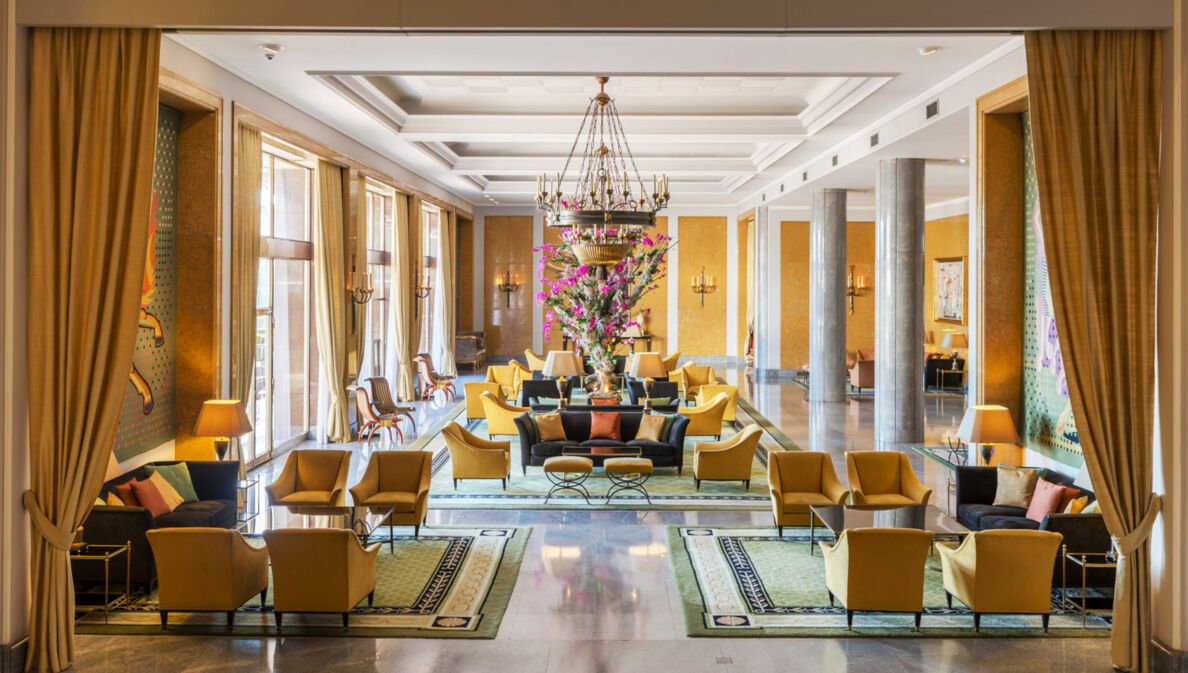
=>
[397,114,805,143]
[483,180,732,195]
[451,156,757,176]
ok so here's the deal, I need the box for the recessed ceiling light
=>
[917,46,941,56]
[957,154,969,165]
[259,43,285,61]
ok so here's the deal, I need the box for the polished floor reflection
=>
[72,372,1112,672]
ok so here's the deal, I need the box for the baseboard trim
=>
[1,637,26,673]
[1151,637,1188,673]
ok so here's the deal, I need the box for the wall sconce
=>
[846,264,870,315]
[690,266,716,307]
[496,267,520,307]
[348,270,373,305]
[413,258,431,319]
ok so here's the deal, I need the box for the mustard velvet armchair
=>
[661,351,681,372]
[845,451,932,507]
[524,349,548,372]
[147,528,269,628]
[676,363,715,402]
[464,382,504,423]
[692,424,762,490]
[265,449,352,510]
[263,528,381,629]
[849,359,874,390]
[442,422,512,489]
[936,529,1064,632]
[349,450,433,543]
[696,384,739,422]
[480,391,529,438]
[485,363,525,397]
[679,392,730,439]
[768,451,849,536]
[820,528,935,631]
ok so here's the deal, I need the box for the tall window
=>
[364,180,394,378]
[248,140,319,466]
[419,203,444,366]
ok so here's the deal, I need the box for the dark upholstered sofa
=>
[955,466,1114,587]
[79,460,240,589]
[513,410,689,475]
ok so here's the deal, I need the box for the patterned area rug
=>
[74,526,529,638]
[422,404,786,511]
[668,525,1110,638]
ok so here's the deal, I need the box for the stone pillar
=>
[809,189,847,402]
[751,206,781,375]
[874,159,925,445]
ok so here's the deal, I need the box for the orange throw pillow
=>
[1056,486,1082,513]
[130,479,172,518]
[112,482,139,508]
[590,397,619,406]
[1025,478,1066,523]
[589,411,622,440]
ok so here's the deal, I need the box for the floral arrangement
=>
[535,228,671,381]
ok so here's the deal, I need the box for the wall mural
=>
[1021,111,1081,456]
[111,104,179,460]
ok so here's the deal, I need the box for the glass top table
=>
[806,504,969,554]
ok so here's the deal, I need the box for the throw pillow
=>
[144,463,199,503]
[1025,478,1066,523]
[1064,495,1089,514]
[93,496,106,507]
[112,481,140,508]
[533,413,566,442]
[589,411,622,440]
[147,471,185,511]
[130,478,172,518]
[1056,486,1082,513]
[1083,500,1102,514]
[106,492,125,507]
[590,397,620,406]
[636,413,667,442]
[993,466,1038,508]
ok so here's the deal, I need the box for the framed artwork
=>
[934,257,966,325]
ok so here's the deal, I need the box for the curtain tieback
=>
[22,490,74,551]
[1113,494,1163,556]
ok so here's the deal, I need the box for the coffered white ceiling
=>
[168,32,1020,208]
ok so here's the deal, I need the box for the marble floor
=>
[71,369,1112,672]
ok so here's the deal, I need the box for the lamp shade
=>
[193,399,253,438]
[941,332,969,349]
[542,351,582,377]
[629,352,667,379]
[956,405,1019,445]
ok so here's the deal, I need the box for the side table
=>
[1060,546,1116,627]
[70,541,132,623]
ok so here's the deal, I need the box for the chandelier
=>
[536,77,669,265]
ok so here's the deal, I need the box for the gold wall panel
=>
[780,221,811,369]
[629,216,668,356]
[844,221,876,358]
[677,216,727,356]
[483,216,534,356]
[923,214,970,353]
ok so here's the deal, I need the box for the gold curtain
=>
[25,28,160,673]
[391,192,415,400]
[313,160,351,442]
[230,123,262,474]
[744,214,756,359]
[438,207,458,376]
[353,179,368,377]
[1025,30,1161,672]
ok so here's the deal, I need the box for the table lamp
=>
[542,351,582,408]
[941,332,968,362]
[193,399,253,460]
[956,404,1019,466]
[629,352,668,411]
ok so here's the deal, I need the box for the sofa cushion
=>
[860,493,916,507]
[147,471,185,510]
[113,481,140,508]
[590,411,622,440]
[173,499,236,528]
[361,491,418,513]
[579,439,628,450]
[1026,478,1069,523]
[144,463,199,503]
[152,508,216,528]
[529,440,580,458]
[625,440,678,457]
[957,503,1029,529]
[533,412,567,442]
[781,492,836,507]
[130,479,172,518]
[635,414,666,442]
[993,466,1038,508]
[277,490,335,506]
[979,515,1041,530]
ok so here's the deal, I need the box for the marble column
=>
[874,159,925,445]
[809,189,847,402]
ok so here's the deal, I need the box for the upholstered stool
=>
[543,456,594,504]
[603,457,654,504]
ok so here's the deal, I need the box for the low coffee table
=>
[807,504,969,555]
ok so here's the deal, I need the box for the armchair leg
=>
[454,479,459,489]
[368,590,375,608]
[227,611,235,628]
[502,477,507,490]
[414,524,420,540]
[973,612,981,632]
[777,525,783,539]
[695,479,700,490]
[160,611,168,628]
[945,591,953,609]
[260,588,268,607]
[827,590,834,607]
[846,610,854,631]
[342,613,350,628]
[1042,613,1050,633]
[914,612,922,632]
[275,612,283,628]
[743,480,750,490]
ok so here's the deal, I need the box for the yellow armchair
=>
[349,450,432,543]
[442,422,512,489]
[480,391,529,438]
[524,349,548,372]
[661,351,681,372]
[263,528,381,628]
[696,384,739,422]
[485,363,525,397]
[845,451,932,507]
[676,363,715,402]
[265,449,352,510]
[147,528,269,628]
[935,529,1064,631]
[820,528,935,631]
[768,450,849,535]
[692,424,762,490]
[464,382,504,423]
[679,392,730,439]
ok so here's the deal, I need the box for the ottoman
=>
[543,455,594,504]
[603,457,654,504]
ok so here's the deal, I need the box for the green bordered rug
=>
[667,525,1110,638]
[75,526,529,638]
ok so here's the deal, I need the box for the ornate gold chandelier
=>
[536,77,670,261]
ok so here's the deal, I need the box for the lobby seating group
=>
[768,450,849,535]
[513,409,690,474]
